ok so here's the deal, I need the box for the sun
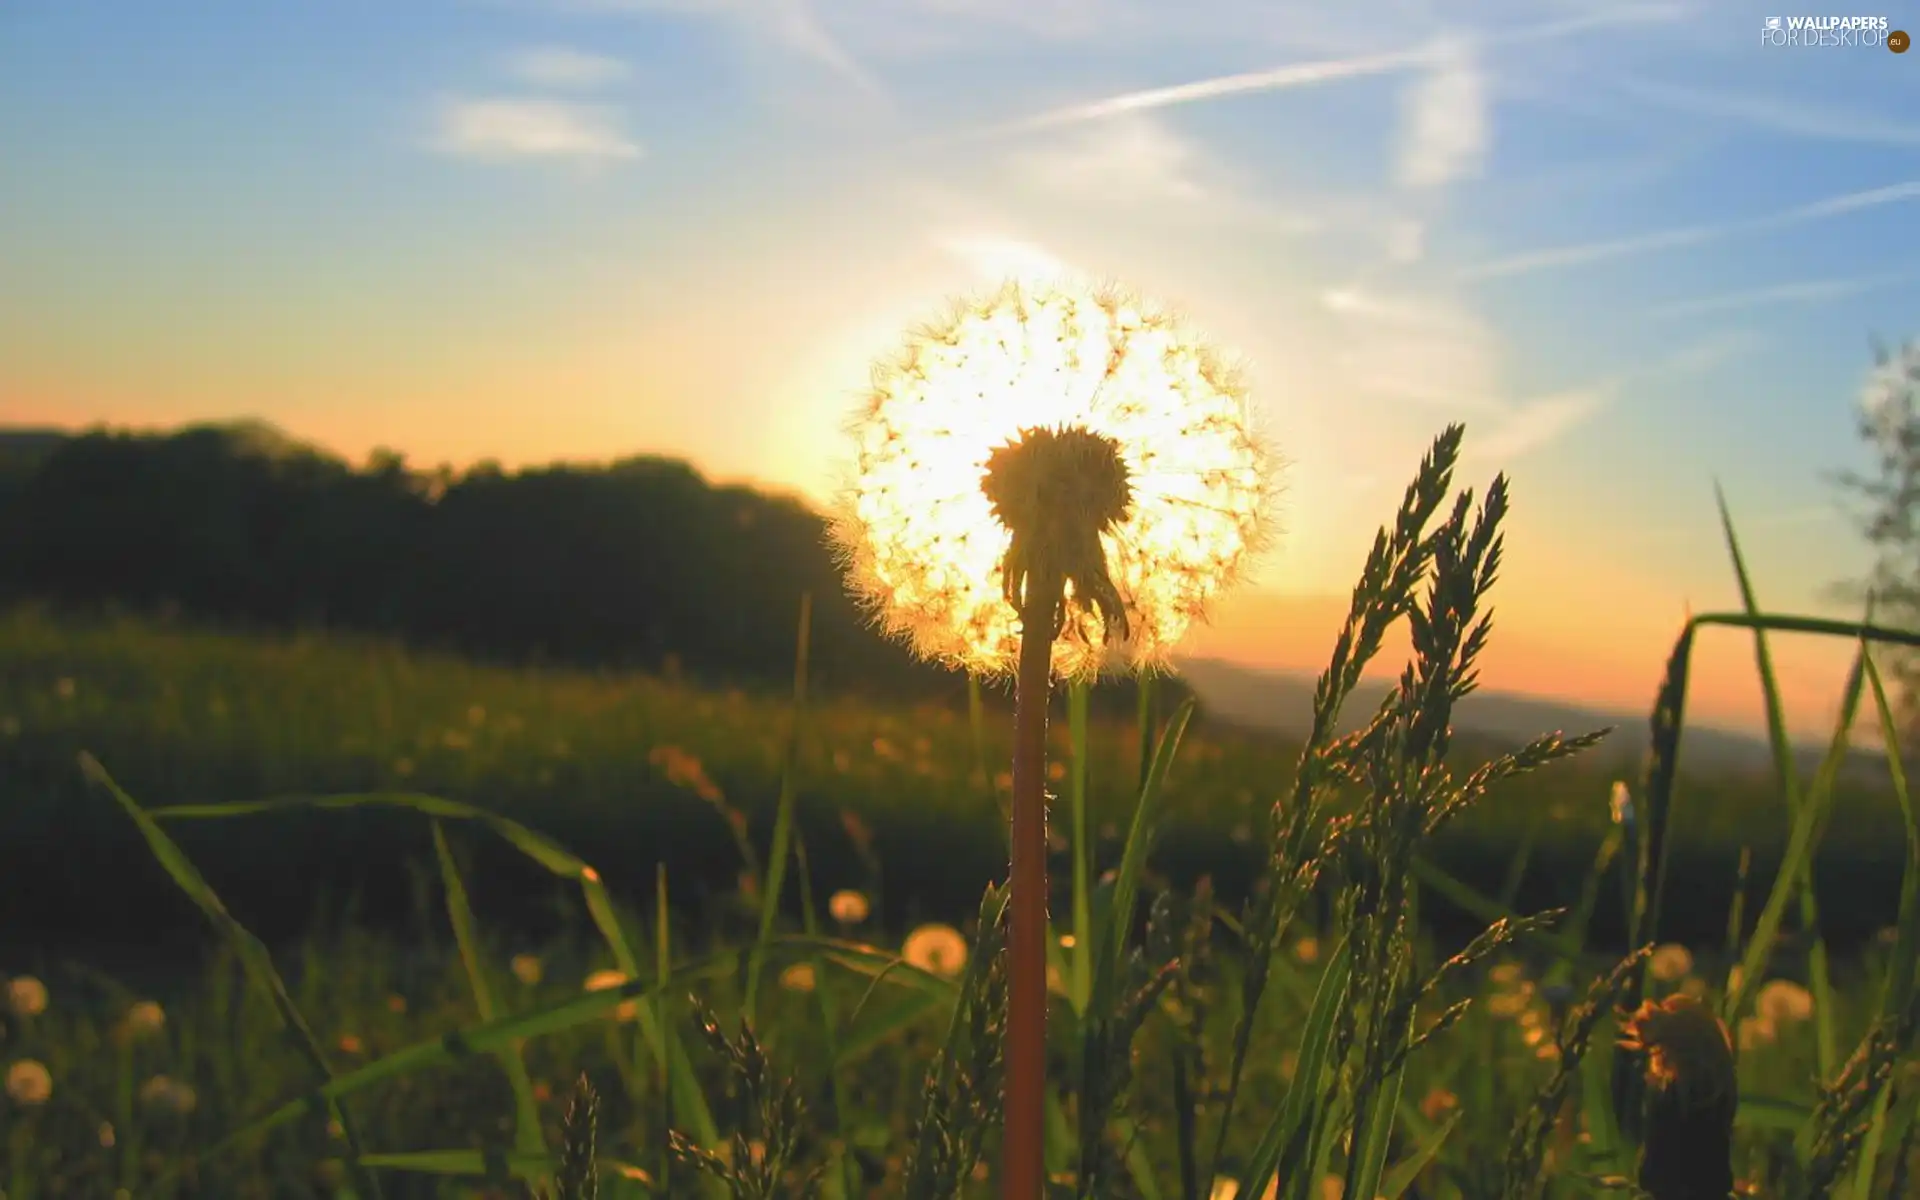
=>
[830,279,1278,680]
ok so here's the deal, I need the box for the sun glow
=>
[831,280,1277,679]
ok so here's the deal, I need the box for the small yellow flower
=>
[1649,943,1694,983]
[5,975,48,1018]
[903,924,969,977]
[780,963,817,993]
[828,889,871,926]
[511,954,544,985]
[123,1000,166,1039]
[584,969,638,1022]
[1755,979,1814,1024]
[1292,936,1320,964]
[1420,1087,1458,1121]
[6,1059,52,1105]
[1738,1015,1777,1051]
[138,1075,198,1115]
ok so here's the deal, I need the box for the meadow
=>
[2,435,1919,1198]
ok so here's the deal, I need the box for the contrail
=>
[962,2,1685,139]
[1462,180,1920,282]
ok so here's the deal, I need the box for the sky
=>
[2,0,1917,740]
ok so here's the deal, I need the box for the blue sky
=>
[2,0,1917,733]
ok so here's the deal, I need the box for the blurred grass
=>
[0,605,1907,959]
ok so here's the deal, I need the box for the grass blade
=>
[747,590,811,1014]
[1239,934,1353,1200]
[1096,697,1195,1010]
[1863,655,1920,1020]
[1723,637,1867,1026]
[431,821,551,1180]
[1713,491,1839,1077]
[1379,1109,1460,1199]
[79,752,386,1200]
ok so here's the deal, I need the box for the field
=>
[0,602,1916,1197]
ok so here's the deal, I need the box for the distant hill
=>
[1174,655,1886,776]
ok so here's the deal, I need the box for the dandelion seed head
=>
[830,279,1278,679]
[1649,943,1694,984]
[903,923,969,977]
[123,1000,165,1039]
[1755,978,1814,1024]
[779,962,817,993]
[6,1059,52,1106]
[5,976,47,1018]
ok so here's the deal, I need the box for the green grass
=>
[0,605,1907,956]
[3,430,1919,1198]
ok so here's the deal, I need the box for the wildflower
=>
[584,969,638,1022]
[1737,1016,1776,1051]
[510,954,544,985]
[5,975,47,1018]
[1420,1087,1459,1121]
[1649,944,1693,983]
[903,924,969,977]
[779,963,816,993]
[1617,994,1736,1200]
[828,890,870,926]
[337,1033,364,1055]
[829,280,1274,681]
[1292,936,1320,964]
[138,1075,198,1115]
[1755,979,1813,1024]
[123,1000,165,1039]
[6,1059,52,1105]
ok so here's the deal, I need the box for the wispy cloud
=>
[508,46,631,89]
[976,4,1681,137]
[1648,271,1916,319]
[1396,35,1487,190]
[1460,179,1920,282]
[553,0,884,97]
[1616,78,1920,148]
[432,97,642,163]
[1474,386,1613,460]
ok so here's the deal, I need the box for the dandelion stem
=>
[1004,562,1064,1200]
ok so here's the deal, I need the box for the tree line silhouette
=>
[0,421,1186,715]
